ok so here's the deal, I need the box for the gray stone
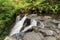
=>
[44,22,57,29]
[44,16,52,19]
[54,29,60,34]
[16,15,21,23]
[58,24,60,29]
[52,20,60,24]
[27,14,37,19]
[6,15,60,40]
[23,31,44,40]
[40,29,54,36]
[43,16,52,21]
[44,36,57,40]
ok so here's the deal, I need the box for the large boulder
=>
[43,36,57,40]
[23,31,44,40]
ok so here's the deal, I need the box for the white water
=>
[22,19,37,32]
[16,15,21,23]
[9,15,44,37]
[9,15,27,36]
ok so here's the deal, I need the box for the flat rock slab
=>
[44,36,57,40]
[23,31,44,40]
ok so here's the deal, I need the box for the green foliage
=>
[34,0,60,14]
[0,0,19,40]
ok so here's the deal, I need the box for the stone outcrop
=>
[4,14,60,40]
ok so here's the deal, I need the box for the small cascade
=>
[4,15,60,40]
[9,15,27,36]
[22,19,37,32]
[16,15,21,23]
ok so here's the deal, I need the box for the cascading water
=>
[9,14,38,36]
[8,14,45,40]
[22,19,37,32]
[9,14,45,36]
[5,15,59,40]
[16,15,21,23]
[9,15,27,36]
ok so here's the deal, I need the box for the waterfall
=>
[22,19,37,32]
[9,15,27,36]
[16,15,21,23]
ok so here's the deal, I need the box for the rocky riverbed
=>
[4,14,60,40]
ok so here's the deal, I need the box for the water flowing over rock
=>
[4,14,60,40]
[22,19,37,32]
[9,15,27,36]
[16,15,21,23]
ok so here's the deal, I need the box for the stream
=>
[4,14,60,40]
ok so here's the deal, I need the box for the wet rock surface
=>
[4,14,60,40]
[44,36,57,40]
[23,31,44,40]
[22,15,60,40]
